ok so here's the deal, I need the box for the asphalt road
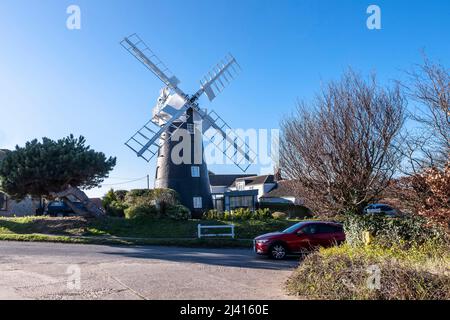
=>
[0,241,300,300]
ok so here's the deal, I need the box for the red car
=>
[254,221,345,259]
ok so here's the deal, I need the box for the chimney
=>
[274,166,283,182]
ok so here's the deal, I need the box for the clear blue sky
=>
[0,0,449,197]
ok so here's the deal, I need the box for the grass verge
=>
[0,216,296,248]
[0,232,253,248]
[286,242,450,300]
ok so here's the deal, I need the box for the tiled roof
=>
[232,174,275,187]
[208,173,255,187]
[261,180,297,198]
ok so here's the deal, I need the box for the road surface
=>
[0,241,299,300]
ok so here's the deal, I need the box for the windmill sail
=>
[198,54,241,102]
[197,109,257,172]
[120,34,185,97]
[125,105,191,161]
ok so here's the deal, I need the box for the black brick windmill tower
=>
[120,34,256,217]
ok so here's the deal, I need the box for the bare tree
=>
[387,57,449,227]
[404,56,450,169]
[280,70,406,214]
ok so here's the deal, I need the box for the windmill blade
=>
[197,54,241,102]
[121,34,186,97]
[125,104,191,161]
[196,109,257,172]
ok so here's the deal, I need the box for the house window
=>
[187,123,195,134]
[236,181,245,191]
[193,197,202,209]
[0,192,7,211]
[191,166,200,177]
[229,195,254,210]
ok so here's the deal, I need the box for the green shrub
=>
[205,209,224,220]
[272,211,288,220]
[253,208,272,220]
[102,189,117,209]
[114,190,128,202]
[124,203,158,219]
[166,205,191,220]
[152,188,179,215]
[286,243,450,300]
[231,208,253,220]
[106,200,127,218]
[124,188,180,217]
[204,208,272,221]
[124,189,154,207]
[259,202,312,219]
[344,213,447,247]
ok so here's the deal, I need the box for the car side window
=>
[317,224,336,234]
[300,224,318,235]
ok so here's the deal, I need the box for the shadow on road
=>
[98,246,301,270]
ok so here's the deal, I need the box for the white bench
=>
[197,224,235,239]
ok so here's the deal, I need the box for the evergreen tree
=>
[0,135,116,200]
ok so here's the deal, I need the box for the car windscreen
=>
[282,222,309,233]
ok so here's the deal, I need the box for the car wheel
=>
[269,243,287,260]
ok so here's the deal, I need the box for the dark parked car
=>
[363,203,397,216]
[254,221,345,260]
[46,201,86,217]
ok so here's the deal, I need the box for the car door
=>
[292,223,321,252]
[316,224,344,247]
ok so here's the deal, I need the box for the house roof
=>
[231,174,275,187]
[89,198,104,209]
[261,180,297,198]
[208,173,255,187]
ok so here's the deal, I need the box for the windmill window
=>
[187,123,195,134]
[0,192,7,211]
[191,166,200,177]
[193,197,202,209]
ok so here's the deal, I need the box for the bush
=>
[114,190,128,202]
[272,211,288,220]
[253,208,272,220]
[124,203,158,220]
[152,188,179,215]
[344,213,447,247]
[286,243,450,300]
[124,189,154,207]
[102,189,117,209]
[166,205,191,220]
[204,208,272,221]
[205,209,224,220]
[259,202,312,219]
[124,188,179,213]
[106,200,127,218]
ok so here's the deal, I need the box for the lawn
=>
[0,216,299,246]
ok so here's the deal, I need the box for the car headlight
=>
[255,239,269,244]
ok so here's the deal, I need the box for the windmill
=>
[120,34,256,217]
